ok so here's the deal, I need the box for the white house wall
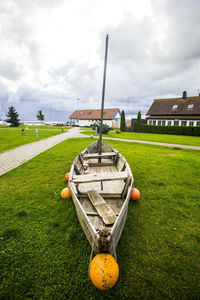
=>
[147,119,200,126]
[78,119,114,127]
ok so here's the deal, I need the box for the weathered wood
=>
[121,176,131,199]
[86,211,99,216]
[68,140,134,255]
[79,153,85,165]
[74,163,81,175]
[87,190,117,225]
[72,171,128,183]
[78,192,122,199]
[88,162,115,167]
[119,161,126,172]
[70,181,78,195]
[83,152,116,159]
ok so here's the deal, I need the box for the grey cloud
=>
[1,0,200,120]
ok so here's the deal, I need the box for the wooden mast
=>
[98,34,109,162]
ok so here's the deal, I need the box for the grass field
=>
[0,138,200,299]
[0,127,70,153]
[80,128,200,147]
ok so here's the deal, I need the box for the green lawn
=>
[0,127,70,153]
[80,128,200,147]
[0,138,200,299]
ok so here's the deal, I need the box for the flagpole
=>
[98,34,109,161]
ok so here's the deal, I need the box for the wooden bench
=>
[72,171,128,184]
[83,152,117,159]
[87,190,117,225]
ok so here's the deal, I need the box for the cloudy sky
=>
[0,0,200,121]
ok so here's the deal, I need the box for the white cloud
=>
[0,0,200,120]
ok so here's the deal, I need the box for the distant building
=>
[20,121,66,126]
[0,121,10,126]
[69,108,121,128]
[146,92,200,126]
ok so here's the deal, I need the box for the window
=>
[188,104,194,109]
[189,122,194,126]
[172,104,178,110]
[162,121,166,126]
[153,120,156,125]
[149,120,152,125]
[181,121,187,126]
[197,122,200,126]
[174,121,179,126]
[168,121,172,126]
[158,121,161,125]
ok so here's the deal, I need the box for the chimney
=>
[183,91,187,99]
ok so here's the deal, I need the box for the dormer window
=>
[172,105,178,110]
[188,104,194,109]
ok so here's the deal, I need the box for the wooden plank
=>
[79,153,85,165]
[78,192,122,199]
[72,171,128,183]
[74,164,81,175]
[83,152,116,159]
[121,176,131,199]
[87,190,117,225]
[88,162,115,167]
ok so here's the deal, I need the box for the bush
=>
[132,124,200,136]
[91,122,111,134]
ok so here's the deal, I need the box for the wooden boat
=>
[68,34,134,258]
[68,140,133,256]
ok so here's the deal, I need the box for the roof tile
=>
[69,108,119,119]
[147,96,200,116]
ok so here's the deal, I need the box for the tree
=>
[6,106,20,127]
[36,110,45,121]
[120,110,126,132]
[137,111,142,126]
[133,111,142,132]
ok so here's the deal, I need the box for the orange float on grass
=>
[60,187,71,199]
[65,173,70,181]
[89,253,119,290]
[130,187,140,201]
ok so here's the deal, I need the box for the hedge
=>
[133,124,200,136]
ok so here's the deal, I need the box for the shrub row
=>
[133,124,200,136]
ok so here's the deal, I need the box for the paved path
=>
[0,128,87,177]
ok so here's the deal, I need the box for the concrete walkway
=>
[0,127,87,177]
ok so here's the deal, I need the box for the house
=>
[146,92,200,126]
[69,108,121,128]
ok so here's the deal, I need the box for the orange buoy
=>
[89,253,119,290]
[65,172,70,181]
[60,187,71,199]
[130,187,140,201]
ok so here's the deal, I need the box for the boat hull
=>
[69,140,133,255]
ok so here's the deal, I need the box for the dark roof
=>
[69,108,119,120]
[147,96,200,116]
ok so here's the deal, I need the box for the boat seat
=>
[83,152,117,159]
[87,190,117,225]
[72,171,128,184]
